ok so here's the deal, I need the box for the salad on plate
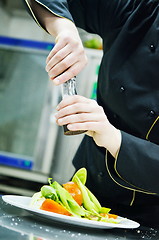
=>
[30,168,121,224]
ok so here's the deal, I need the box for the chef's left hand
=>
[55,95,121,158]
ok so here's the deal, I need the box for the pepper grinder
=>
[61,77,87,135]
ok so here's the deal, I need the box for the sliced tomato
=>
[63,181,83,206]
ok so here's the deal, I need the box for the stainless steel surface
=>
[0,196,159,240]
[0,40,59,190]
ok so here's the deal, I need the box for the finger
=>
[67,121,102,133]
[56,101,98,118]
[48,53,78,79]
[57,95,90,110]
[51,59,87,85]
[57,112,101,126]
[46,38,68,65]
[46,44,72,72]
[55,105,91,121]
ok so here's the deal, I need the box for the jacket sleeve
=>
[23,0,74,31]
[23,0,133,37]
[108,131,159,195]
[23,0,102,34]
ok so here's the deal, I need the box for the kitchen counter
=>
[0,196,158,240]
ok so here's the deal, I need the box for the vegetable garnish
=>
[62,181,83,206]
[30,168,121,223]
[40,199,71,216]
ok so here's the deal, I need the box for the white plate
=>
[2,195,140,229]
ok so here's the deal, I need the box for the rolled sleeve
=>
[23,0,74,31]
[34,0,74,20]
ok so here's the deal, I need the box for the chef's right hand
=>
[28,1,87,85]
[45,20,88,85]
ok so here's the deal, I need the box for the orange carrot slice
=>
[100,212,118,219]
[40,199,71,216]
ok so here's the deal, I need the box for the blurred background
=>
[0,0,103,196]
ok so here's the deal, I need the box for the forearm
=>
[28,0,78,37]
[25,1,87,84]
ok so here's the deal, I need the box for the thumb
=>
[85,131,94,137]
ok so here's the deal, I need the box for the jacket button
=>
[98,172,104,177]
[120,86,125,92]
[149,110,155,117]
[150,44,156,53]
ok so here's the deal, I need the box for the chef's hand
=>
[54,95,121,158]
[45,23,88,85]
[28,0,87,85]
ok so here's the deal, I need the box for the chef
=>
[23,0,159,227]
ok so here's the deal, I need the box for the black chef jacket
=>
[23,0,159,227]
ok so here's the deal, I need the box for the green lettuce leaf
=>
[52,181,85,217]
[40,185,59,202]
[72,168,87,185]
[73,174,101,213]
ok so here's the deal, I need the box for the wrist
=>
[47,17,78,39]
[104,125,121,158]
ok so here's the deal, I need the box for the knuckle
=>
[69,68,77,76]
[62,60,69,69]
[55,53,63,61]
[98,105,103,111]
[46,62,52,70]
[73,105,81,113]
[91,99,98,105]
[74,95,81,102]
[83,122,89,129]
[98,105,104,113]
[79,114,86,121]
[73,40,79,48]
[49,68,57,77]
[77,48,84,57]
[63,35,72,43]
